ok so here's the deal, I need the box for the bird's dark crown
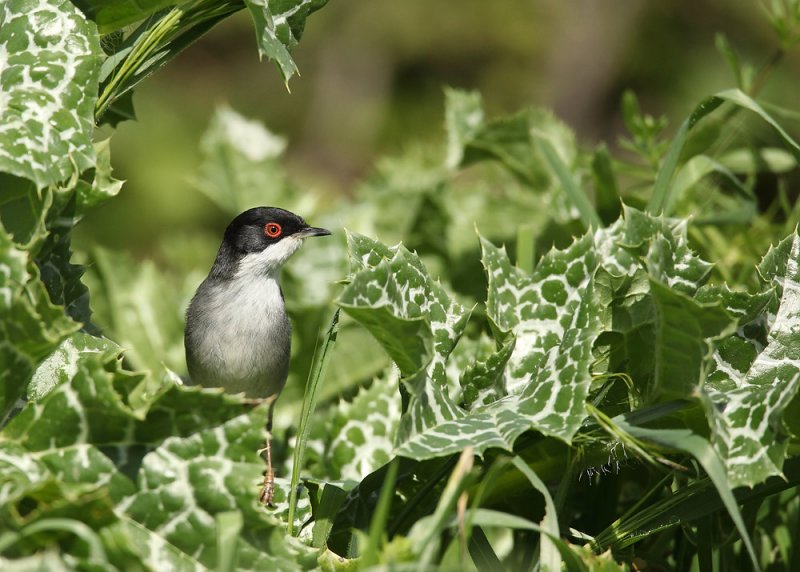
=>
[223,206,307,252]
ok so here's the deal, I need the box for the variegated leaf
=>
[339,232,471,447]
[0,0,102,188]
[702,230,800,488]
[303,367,402,482]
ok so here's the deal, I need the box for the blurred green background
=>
[76,0,800,255]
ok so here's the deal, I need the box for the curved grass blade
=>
[612,420,760,571]
[648,88,800,216]
[408,448,476,571]
[511,456,561,572]
[468,526,505,572]
[452,509,588,572]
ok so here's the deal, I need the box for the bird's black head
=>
[211,207,330,279]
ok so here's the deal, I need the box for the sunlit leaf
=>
[0,0,102,189]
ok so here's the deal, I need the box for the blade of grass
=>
[591,143,622,225]
[535,137,602,229]
[388,455,459,537]
[468,526,506,572]
[454,509,588,572]
[215,511,242,572]
[648,97,723,216]
[408,448,476,571]
[311,483,349,549]
[511,456,560,572]
[697,515,714,572]
[360,458,400,567]
[595,456,800,552]
[648,88,800,216]
[613,420,760,572]
[287,309,340,536]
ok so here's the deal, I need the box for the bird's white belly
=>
[187,276,291,398]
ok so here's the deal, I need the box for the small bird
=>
[184,206,331,505]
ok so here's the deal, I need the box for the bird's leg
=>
[258,397,277,506]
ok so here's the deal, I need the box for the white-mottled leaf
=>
[339,232,471,450]
[119,411,317,567]
[0,0,102,188]
[702,230,800,488]
[304,367,402,482]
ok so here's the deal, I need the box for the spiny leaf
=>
[459,336,515,410]
[244,0,329,84]
[119,411,316,568]
[703,229,800,488]
[304,367,402,482]
[339,233,470,448]
[649,279,735,400]
[0,226,79,423]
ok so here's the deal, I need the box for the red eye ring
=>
[265,222,282,238]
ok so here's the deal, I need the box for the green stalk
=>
[516,224,536,273]
[287,309,340,536]
[95,1,243,121]
[95,8,184,119]
[360,458,400,567]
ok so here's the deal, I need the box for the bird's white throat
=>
[235,236,303,278]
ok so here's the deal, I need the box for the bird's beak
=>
[297,226,332,238]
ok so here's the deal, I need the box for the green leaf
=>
[444,87,484,169]
[76,140,125,216]
[702,229,800,488]
[120,410,317,569]
[444,88,587,226]
[243,0,329,84]
[459,336,515,410]
[0,0,102,189]
[3,354,254,457]
[71,0,179,32]
[649,279,735,400]
[0,226,78,423]
[195,105,294,216]
[28,332,121,401]
[482,231,600,435]
[648,88,800,216]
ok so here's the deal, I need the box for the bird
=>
[184,206,331,506]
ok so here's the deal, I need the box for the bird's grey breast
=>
[185,275,291,398]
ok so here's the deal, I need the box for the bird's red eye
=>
[265,222,282,238]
